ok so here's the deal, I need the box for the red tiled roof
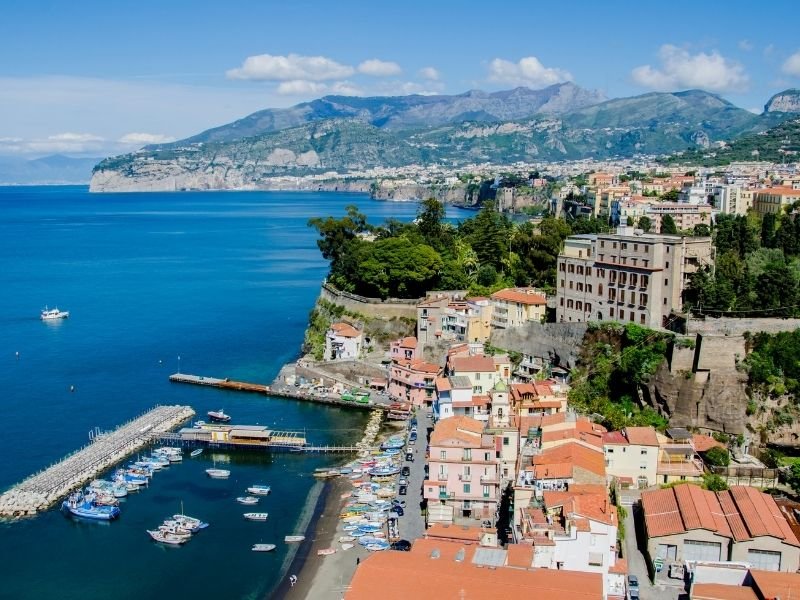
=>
[532,442,606,478]
[608,557,628,575]
[330,322,361,338]
[430,416,484,446]
[397,336,417,349]
[506,544,534,568]
[408,360,440,374]
[533,463,573,480]
[750,570,800,600]
[624,426,659,446]
[435,376,451,392]
[691,583,757,600]
[641,488,685,537]
[449,355,496,373]
[603,431,629,445]
[692,434,726,453]
[490,287,547,305]
[530,535,556,547]
[424,523,485,543]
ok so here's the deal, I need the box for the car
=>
[405,452,414,462]
[426,411,433,419]
[393,506,404,516]
[401,467,410,476]
[627,576,638,592]
[408,438,416,445]
[399,485,408,495]
[390,539,411,551]
[391,499,406,508]
[628,590,639,600]
[398,477,408,486]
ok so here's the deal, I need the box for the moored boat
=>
[61,492,120,521]
[317,548,336,556]
[252,543,276,552]
[172,514,208,532]
[284,535,305,543]
[236,496,259,505]
[207,409,231,423]
[147,529,186,545]
[190,448,203,457]
[243,512,269,521]
[246,485,271,496]
[206,468,230,479]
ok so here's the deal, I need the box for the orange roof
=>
[530,534,556,546]
[641,487,685,537]
[609,557,628,575]
[624,426,659,446]
[692,434,726,453]
[542,428,604,448]
[449,355,496,373]
[603,431,628,445]
[750,569,800,600]
[345,539,603,600]
[408,360,440,374]
[506,543,534,568]
[435,376,451,392]
[396,336,418,349]
[424,523,485,543]
[532,442,606,478]
[491,287,547,305]
[453,394,491,408]
[533,462,573,480]
[755,186,800,196]
[691,583,757,600]
[330,321,361,338]
[430,416,484,447]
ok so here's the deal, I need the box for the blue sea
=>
[0,186,470,600]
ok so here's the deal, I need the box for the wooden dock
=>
[169,373,269,393]
[0,405,195,518]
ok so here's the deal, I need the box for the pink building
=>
[390,336,419,362]
[388,359,440,407]
[423,416,502,524]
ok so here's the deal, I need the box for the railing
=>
[459,474,472,482]
[439,491,455,499]
[480,474,500,484]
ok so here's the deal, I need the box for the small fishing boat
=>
[206,468,230,479]
[193,420,206,428]
[190,448,203,457]
[252,544,276,552]
[147,529,186,545]
[236,496,259,505]
[61,492,120,521]
[243,512,269,521]
[172,514,209,532]
[41,306,69,320]
[317,548,336,556]
[284,535,305,543]
[207,409,231,423]
[246,485,271,496]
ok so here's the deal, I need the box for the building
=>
[510,381,569,416]
[387,358,440,407]
[517,441,606,496]
[323,322,362,360]
[753,187,800,215]
[490,287,547,329]
[556,227,715,328]
[389,336,418,362]
[657,427,705,484]
[647,202,712,233]
[602,426,660,489]
[641,484,800,572]
[423,416,502,524]
[433,375,472,421]
[439,297,494,343]
[713,184,753,215]
[445,353,505,394]
[345,538,604,600]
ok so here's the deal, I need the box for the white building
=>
[324,322,362,360]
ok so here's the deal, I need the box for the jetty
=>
[156,422,307,451]
[169,373,268,394]
[0,405,194,518]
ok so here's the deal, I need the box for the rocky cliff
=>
[764,89,800,113]
[370,181,469,203]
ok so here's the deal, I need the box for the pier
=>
[0,405,194,518]
[169,373,269,394]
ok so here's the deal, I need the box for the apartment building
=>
[387,358,440,407]
[753,187,800,215]
[713,184,754,215]
[647,202,712,233]
[556,227,714,328]
[602,426,660,488]
[324,322,362,360]
[490,287,547,329]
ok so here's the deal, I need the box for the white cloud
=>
[419,67,440,81]
[0,132,107,155]
[118,132,176,145]
[48,132,104,143]
[487,56,572,88]
[276,80,329,96]
[226,53,355,81]
[328,81,363,96]
[374,80,445,96]
[357,59,402,77]
[738,39,753,51]
[782,50,800,77]
[631,45,749,92]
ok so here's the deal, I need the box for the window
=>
[567,299,574,309]
[560,297,564,306]
[610,307,615,317]
[634,244,638,251]
[440,450,446,460]
[576,301,583,311]
[560,279,565,288]
[620,310,625,320]
[663,298,667,305]
[630,313,635,322]
[463,483,470,493]
[630,291,636,304]
[577,266,583,275]
[619,273,627,286]
[577,283,583,292]
[559,263,565,272]
[630,274,638,287]
[621,243,628,250]
[483,485,491,498]
[598,284,603,296]
[503,437,509,446]
[607,448,614,453]
[588,552,604,567]
[568,264,575,273]
[569,281,573,289]
[613,242,617,249]
[586,303,592,312]
[640,314,645,324]
[664,279,669,286]
[484,452,490,461]
[600,240,605,248]
[462,449,472,460]
[665,261,669,268]
[586,267,592,276]
[641,275,649,287]
[640,293,648,306]
[641,449,648,455]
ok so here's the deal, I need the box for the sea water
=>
[0,186,471,600]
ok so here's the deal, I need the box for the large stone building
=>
[556,227,714,328]
[753,186,800,215]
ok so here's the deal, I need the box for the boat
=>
[246,485,271,496]
[340,543,355,551]
[236,496,259,505]
[284,535,305,543]
[190,448,203,457]
[193,420,206,428]
[252,544,276,552]
[41,306,69,320]
[339,536,355,543]
[172,514,209,532]
[243,512,269,521]
[317,548,336,556]
[61,492,120,521]
[147,529,186,545]
[206,468,230,479]
[160,520,194,537]
[207,409,231,423]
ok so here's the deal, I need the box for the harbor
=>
[0,405,194,518]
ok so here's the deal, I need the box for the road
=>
[392,408,430,542]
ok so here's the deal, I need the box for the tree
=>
[703,446,731,467]
[416,198,446,250]
[308,205,368,264]
[638,216,652,233]
[693,224,711,237]
[626,216,634,226]
[354,237,443,299]
[784,463,800,495]
[661,189,680,202]
[702,474,729,492]
[661,214,678,235]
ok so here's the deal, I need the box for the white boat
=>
[284,535,305,543]
[147,529,186,545]
[340,543,355,550]
[41,306,69,320]
[243,512,269,521]
[206,468,230,479]
[236,496,259,505]
[252,543,276,552]
[207,409,231,423]
[317,548,336,556]
[246,485,271,496]
[190,449,203,457]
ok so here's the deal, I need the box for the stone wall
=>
[489,322,589,370]
[688,316,800,336]
[319,282,420,320]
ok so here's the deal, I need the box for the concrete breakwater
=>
[0,405,195,518]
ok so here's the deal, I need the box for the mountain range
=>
[0,155,101,185]
[90,83,800,192]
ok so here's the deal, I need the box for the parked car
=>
[629,590,639,600]
[393,506,404,516]
[390,539,411,551]
[398,477,408,486]
[405,452,414,462]
[401,467,410,476]
[399,485,408,495]
[392,499,406,508]
[627,576,638,592]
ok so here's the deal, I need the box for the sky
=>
[1,0,799,158]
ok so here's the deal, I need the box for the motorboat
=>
[41,306,69,320]
[252,544,276,552]
[160,520,194,537]
[172,514,208,532]
[147,529,186,545]
[317,548,336,556]
[341,543,355,550]
[206,468,230,479]
[207,409,231,423]
[284,535,305,543]
[61,492,120,521]
[243,512,269,521]
[236,496,259,505]
[246,485,271,496]
[190,448,203,457]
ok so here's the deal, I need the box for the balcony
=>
[480,474,500,484]
[439,491,455,499]
[459,473,472,482]
[433,472,448,482]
